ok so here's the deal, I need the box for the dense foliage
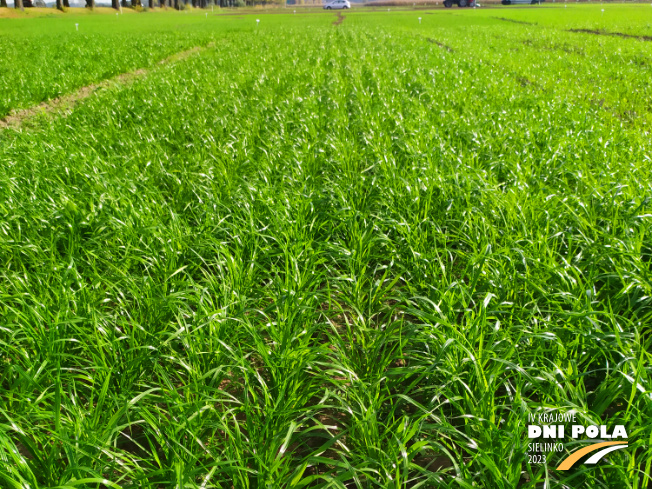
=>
[0,14,220,117]
[1,6,651,488]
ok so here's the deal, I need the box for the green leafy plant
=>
[0,6,650,488]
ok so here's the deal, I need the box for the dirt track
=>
[569,28,652,42]
[426,37,454,52]
[0,45,208,131]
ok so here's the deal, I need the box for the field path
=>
[0,44,209,131]
[568,28,652,42]
[425,37,453,52]
[333,11,345,25]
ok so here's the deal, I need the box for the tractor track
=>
[568,28,652,42]
[494,16,536,25]
[425,37,454,52]
[333,11,345,25]
[0,44,210,131]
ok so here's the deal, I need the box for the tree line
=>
[8,0,277,10]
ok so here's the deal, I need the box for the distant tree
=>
[1,0,7,7]
[63,0,69,6]
[15,0,24,9]
[112,0,119,8]
[86,0,95,7]
[56,0,63,9]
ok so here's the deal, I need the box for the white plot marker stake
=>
[418,16,421,23]
[256,19,260,26]
[75,23,79,31]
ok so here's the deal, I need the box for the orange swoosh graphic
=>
[557,441,628,471]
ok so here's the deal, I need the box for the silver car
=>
[324,0,350,9]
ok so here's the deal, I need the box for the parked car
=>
[443,0,476,7]
[501,0,545,4]
[324,0,350,9]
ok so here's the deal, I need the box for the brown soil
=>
[569,28,652,42]
[495,16,535,25]
[0,45,206,131]
[332,10,345,25]
[426,37,454,52]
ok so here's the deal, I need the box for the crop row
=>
[1,14,651,489]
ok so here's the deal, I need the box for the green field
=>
[1,4,651,488]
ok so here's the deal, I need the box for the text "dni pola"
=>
[528,425,628,439]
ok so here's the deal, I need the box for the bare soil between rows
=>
[569,28,652,41]
[495,16,536,25]
[0,45,206,131]
[426,37,454,52]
